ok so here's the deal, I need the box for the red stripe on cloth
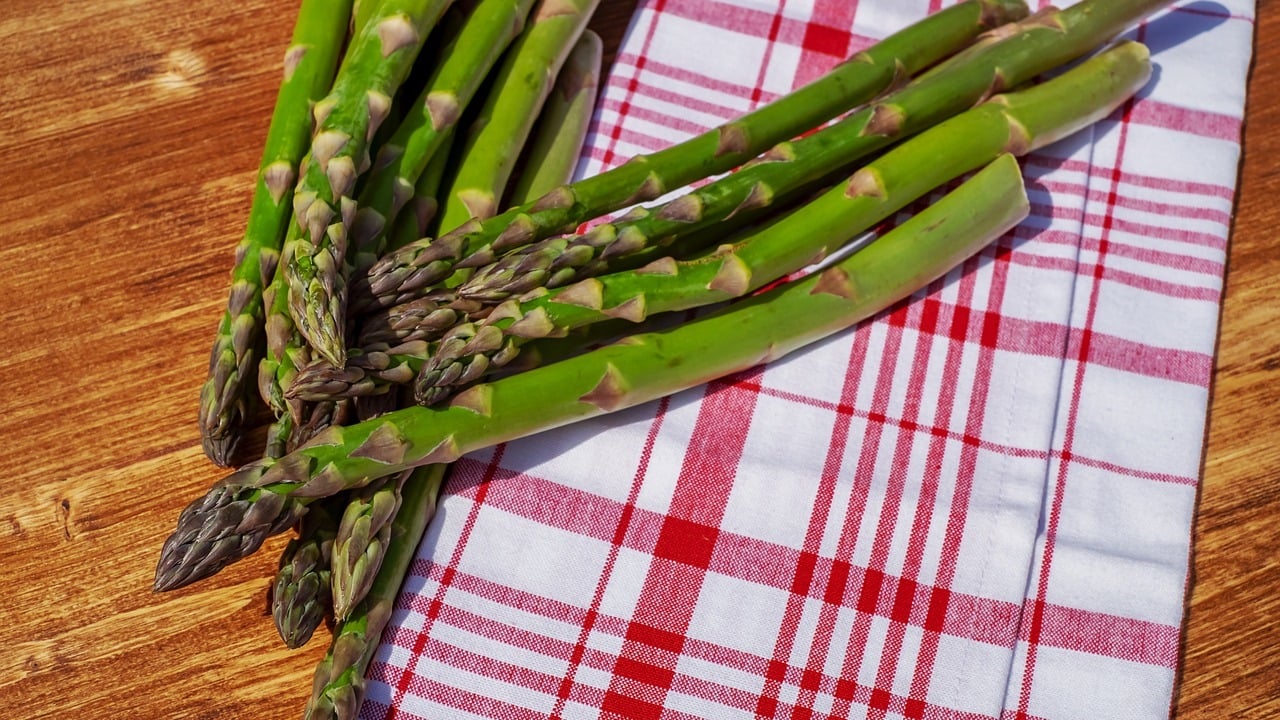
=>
[1037,177,1233,226]
[1105,215,1230,252]
[1052,450,1198,487]
[584,123,687,161]
[1007,251,1223,303]
[1024,603,1181,668]
[827,303,912,717]
[598,96,722,139]
[1023,154,1235,201]
[397,561,1024,672]
[382,447,507,720]
[891,248,1004,718]
[599,1,668,170]
[1019,201,1228,255]
[754,219,871,716]
[739,376,1199,487]
[370,675,555,720]
[655,0,874,53]
[598,80,747,129]
[1172,2,1252,21]
[551,398,671,719]
[864,275,969,719]
[794,0,858,87]
[615,52,786,103]
[885,300,1215,387]
[600,374,763,718]
[1129,98,1242,143]
[1014,34,1143,717]
[752,2,788,107]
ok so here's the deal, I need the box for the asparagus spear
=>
[286,0,454,367]
[505,29,602,206]
[271,497,340,649]
[355,291,465,346]
[453,0,1169,307]
[154,152,1028,591]
[198,0,353,466]
[303,465,448,720]
[385,128,455,250]
[290,342,430,401]
[351,0,381,38]
[460,164,829,301]
[433,0,601,239]
[260,230,308,421]
[290,313,641,401]
[260,231,351,453]
[347,0,540,278]
[330,471,407,620]
[354,0,1029,310]
[418,40,1154,403]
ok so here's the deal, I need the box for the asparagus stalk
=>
[504,29,601,206]
[271,497,341,649]
[417,40,1153,403]
[303,465,448,720]
[433,0,601,239]
[351,0,381,38]
[385,127,455,250]
[354,0,1029,310]
[154,153,1028,591]
[285,0,454,367]
[454,0,1170,307]
[198,0,353,466]
[347,0,539,277]
[460,166,827,301]
[265,414,296,461]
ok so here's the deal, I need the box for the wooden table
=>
[0,2,1272,718]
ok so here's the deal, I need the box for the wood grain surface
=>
[0,2,1271,719]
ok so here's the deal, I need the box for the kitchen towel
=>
[359,1,1255,718]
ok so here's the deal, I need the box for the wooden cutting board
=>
[0,2,1272,718]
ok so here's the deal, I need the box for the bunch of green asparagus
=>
[167,0,1169,716]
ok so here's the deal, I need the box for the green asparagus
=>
[506,29,602,206]
[291,315,642,401]
[154,152,1028,591]
[433,0,601,238]
[354,0,1028,310]
[290,342,430,401]
[454,0,1169,306]
[198,0,353,466]
[417,41,1153,403]
[285,0,454,367]
[303,465,448,720]
[330,471,407,620]
[385,128,455,250]
[355,291,467,346]
[272,497,340,649]
[261,229,353,454]
[347,0,539,277]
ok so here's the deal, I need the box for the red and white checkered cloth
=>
[360,1,1255,718]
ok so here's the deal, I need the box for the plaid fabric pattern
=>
[361,1,1256,718]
